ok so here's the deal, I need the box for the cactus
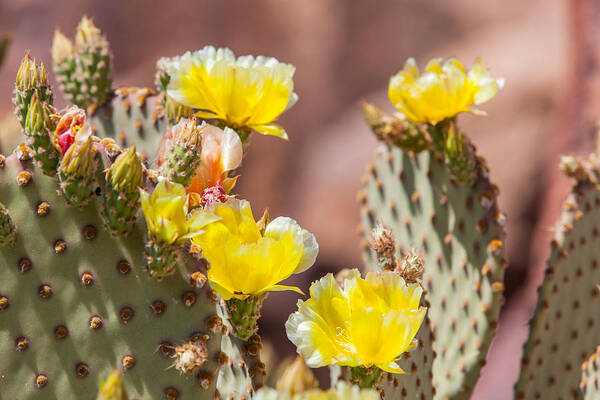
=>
[0,143,225,399]
[9,13,572,400]
[514,150,600,399]
[581,346,600,400]
[359,101,506,399]
[52,17,113,108]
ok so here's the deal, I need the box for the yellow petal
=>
[250,123,289,140]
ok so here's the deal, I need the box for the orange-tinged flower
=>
[188,123,242,195]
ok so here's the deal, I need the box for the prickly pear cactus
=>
[581,346,600,400]
[0,145,226,399]
[359,104,506,399]
[515,152,600,399]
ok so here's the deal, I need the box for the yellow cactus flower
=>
[388,57,504,124]
[166,46,298,139]
[140,178,219,245]
[286,269,426,374]
[191,198,318,300]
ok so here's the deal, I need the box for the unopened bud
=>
[60,125,96,176]
[52,29,74,65]
[75,16,104,50]
[54,106,86,155]
[106,146,143,193]
[276,356,318,395]
[0,202,17,247]
[16,53,48,91]
[96,369,128,400]
[25,93,54,136]
[368,221,396,271]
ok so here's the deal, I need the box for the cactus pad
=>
[360,138,506,398]
[0,147,223,399]
[515,155,600,399]
[90,88,167,164]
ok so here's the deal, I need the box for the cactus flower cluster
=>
[10,12,598,400]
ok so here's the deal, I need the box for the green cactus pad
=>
[581,346,600,399]
[360,139,506,399]
[515,157,600,399]
[0,147,223,400]
[90,87,167,165]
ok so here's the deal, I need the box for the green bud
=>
[0,202,17,247]
[96,370,128,400]
[58,126,98,207]
[444,123,463,158]
[106,146,143,193]
[51,29,74,65]
[16,53,48,91]
[276,356,318,395]
[75,16,105,51]
[25,93,53,136]
[60,126,96,176]
[160,118,202,186]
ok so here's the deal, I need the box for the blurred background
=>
[1,0,596,398]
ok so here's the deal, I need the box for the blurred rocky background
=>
[0,0,590,398]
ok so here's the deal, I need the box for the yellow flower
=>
[388,57,503,124]
[191,198,318,300]
[140,178,219,245]
[286,269,426,374]
[166,46,298,139]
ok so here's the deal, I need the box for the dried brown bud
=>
[368,221,396,270]
[396,248,425,284]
